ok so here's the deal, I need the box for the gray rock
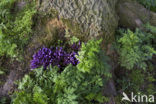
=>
[16,1,26,10]
[117,0,156,29]
[103,79,117,97]
[150,11,156,26]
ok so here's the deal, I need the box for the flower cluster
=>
[70,42,81,52]
[30,43,81,70]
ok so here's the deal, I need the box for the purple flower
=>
[71,41,81,52]
[30,48,53,69]
[30,42,81,70]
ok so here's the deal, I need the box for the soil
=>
[0,57,28,98]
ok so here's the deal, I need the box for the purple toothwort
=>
[30,42,81,70]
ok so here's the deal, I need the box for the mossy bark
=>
[39,0,118,46]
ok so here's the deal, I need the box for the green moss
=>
[43,27,64,47]
[61,18,87,41]
[49,9,58,18]
[27,8,60,48]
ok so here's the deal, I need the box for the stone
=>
[0,60,25,98]
[16,1,26,10]
[150,12,156,26]
[117,0,156,29]
[103,79,117,96]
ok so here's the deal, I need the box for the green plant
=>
[144,23,156,34]
[115,26,156,102]
[0,66,6,75]
[129,69,144,92]
[0,30,17,57]
[0,97,8,104]
[69,36,79,44]
[0,0,36,58]
[12,39,111,104]
[12,3,36,48]
[0,0,17,57]
[144,23,156,49]
[137,0,156,12]
[76,39,112,78]
[145,63,156,95]
[116,64,156,96]
[117,29,156,70]
[116,69,145,101]
[0,0,15,23]
[0,70,4,75]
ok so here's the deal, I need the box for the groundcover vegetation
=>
[11,39,112,104]
[0,0,156,104]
